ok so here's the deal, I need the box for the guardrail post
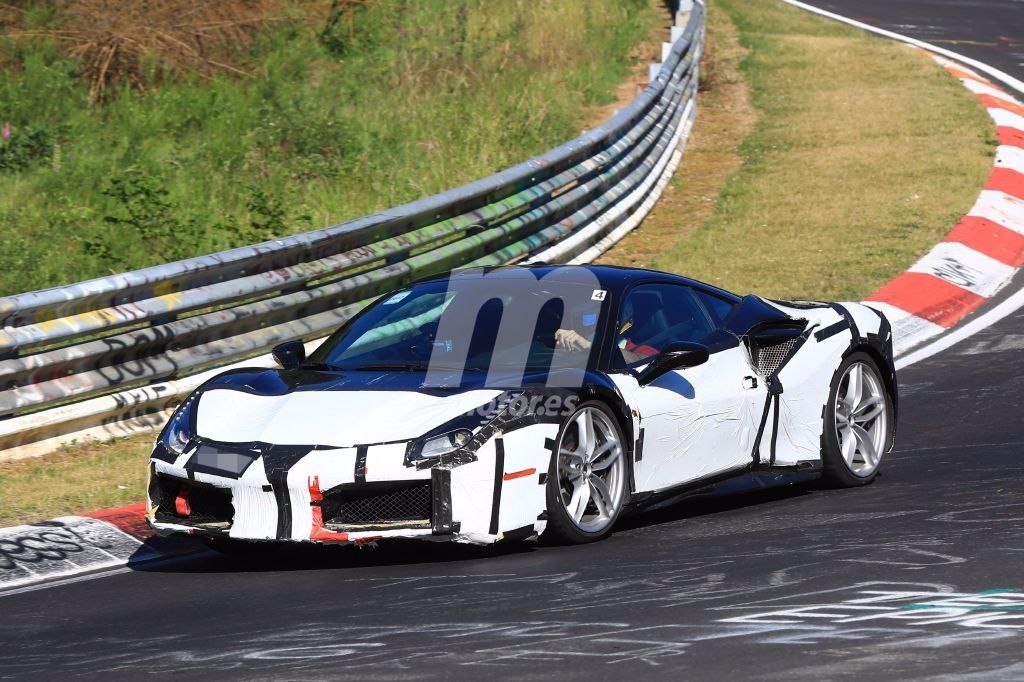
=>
[676,0,695,27]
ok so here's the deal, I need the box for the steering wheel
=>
[409,321,439,361]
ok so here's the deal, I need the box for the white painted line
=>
[897,284,1024,368]
[863,302,946,356]
[907,242,1016,298]
[967,190,1024,235]
[0,565,133,598]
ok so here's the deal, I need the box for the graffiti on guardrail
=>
[0,1,705,458]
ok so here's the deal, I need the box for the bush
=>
[0,124,55,172]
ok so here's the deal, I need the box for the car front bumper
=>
[147,423,556,546]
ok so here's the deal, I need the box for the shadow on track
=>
[129,477,824,576]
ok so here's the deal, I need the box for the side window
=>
[615,283,714,366]
[693,289,735,326]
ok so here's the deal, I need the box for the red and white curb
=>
[0,503,200,592]
[867,54,1024,355]
[782,0,1024,367]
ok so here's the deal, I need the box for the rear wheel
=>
[821,352,892,486]
[543,401,628,544]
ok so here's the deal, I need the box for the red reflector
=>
[503,468,537,481]
[174,488,192,517]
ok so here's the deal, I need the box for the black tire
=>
[543,400,630,545]
[821,351,893,487]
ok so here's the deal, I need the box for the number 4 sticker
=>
[591,289,607,301]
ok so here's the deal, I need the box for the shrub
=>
[0,124,55,172]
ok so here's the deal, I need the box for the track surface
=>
[2,4,1024,680]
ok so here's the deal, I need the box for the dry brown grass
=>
[4,0,286,100]
[604,0,994,302]
[598,0,755,267]
[0,433,151,525]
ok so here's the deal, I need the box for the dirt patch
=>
[596,0,755,267]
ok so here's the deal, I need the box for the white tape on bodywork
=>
[839,301,884,338]
[195,389,502,447]
[494,423,557,536]
[769,304,843,465]
[610,345,763,492]
[449,439,500,540]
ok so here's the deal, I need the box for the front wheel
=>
[543,401,629,544]
[821,352,893,486]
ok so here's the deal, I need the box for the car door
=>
[609,282,767,494]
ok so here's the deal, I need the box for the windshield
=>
[309,275,607,379]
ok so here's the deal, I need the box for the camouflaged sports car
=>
[147,265,896,547]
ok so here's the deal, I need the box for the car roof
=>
[415,264,740,300]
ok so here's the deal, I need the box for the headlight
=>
[415,429,472,460]
[159,396,196,456]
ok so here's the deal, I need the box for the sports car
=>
[147,264,897,547]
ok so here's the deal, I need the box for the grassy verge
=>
[0,438,149,526]
[0,0,658,295]
[605,0,995,301]
[598,0,755,267]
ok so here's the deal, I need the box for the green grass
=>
[0,0,657,295]
[650,0,995,300]
[0,437,150,526]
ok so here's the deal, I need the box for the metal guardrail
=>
[0,1,705,458]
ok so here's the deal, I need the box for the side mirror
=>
[272,340,306,370]
[637,342,709,386]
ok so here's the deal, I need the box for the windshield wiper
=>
[298,362,344,371]
[353,363,431,372]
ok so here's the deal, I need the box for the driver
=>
[554,298,659,362]
[616,297,658,363]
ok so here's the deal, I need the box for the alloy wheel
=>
[555,406,626,533]
[834,361,888,477]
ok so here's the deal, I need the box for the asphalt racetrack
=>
[2,3,1023,680]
